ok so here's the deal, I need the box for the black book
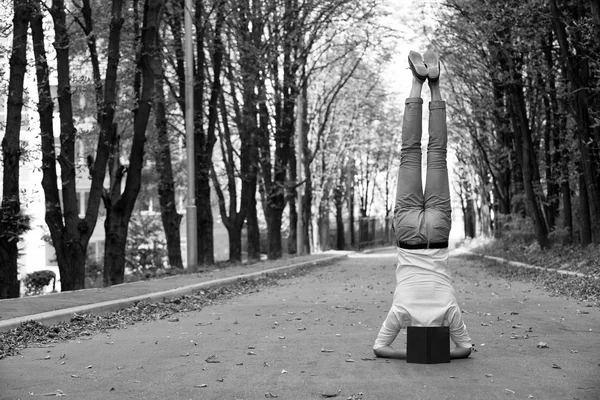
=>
[406,326,450,364]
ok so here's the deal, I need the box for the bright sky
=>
[381,0,442,98]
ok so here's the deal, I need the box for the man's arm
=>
[450,346,471,359]
[374,345,406,359]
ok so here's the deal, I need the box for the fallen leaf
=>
[217,378,224,382]
[279,336,285,340]
[485,374,493,378]
[41,390,66,397]
[320,348,334,353]
[205,355,220,363]
[265,392,278,398]
[297,327,306,331]
[346,358,355,362]
[168,317,179,322]
[537,342,549,349]
[44,355,51,360]
[86,365,92,369]
[181,352,190,357]
[194,384,207,388]
[321,389,341,398]
[264,362,270,367]
[281,369,287,374]
[571,349,579,353]
[71,374,80,378]
[236,362,244,366]
[247,351,257,356]
[551,363,562,369]
[449,376,457,379]
[505,389,515,394]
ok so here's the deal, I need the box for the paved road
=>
[1,248,599,400]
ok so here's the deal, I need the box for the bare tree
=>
[0,0,32,298]
[103,0,164,285]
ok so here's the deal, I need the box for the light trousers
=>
[393,99,451,246]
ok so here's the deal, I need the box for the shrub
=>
[23,270,56,296]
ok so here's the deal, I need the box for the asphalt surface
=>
[1,248,599,400]
[0,252,349,331]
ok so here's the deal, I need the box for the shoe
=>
[423,50,440,83]
[408,51,427,83]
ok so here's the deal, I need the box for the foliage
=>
[85,257,103,288]
[125,214,169,280]
[471,221,600,278]
[0,204,30,242]
[22,270,56,296]
[433,0,600,247]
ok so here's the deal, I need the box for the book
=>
[406,326,450,364]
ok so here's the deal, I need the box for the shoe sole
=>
[408,51,427,82]
[423,51,440,83]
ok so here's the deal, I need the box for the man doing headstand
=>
[373,50,472,360]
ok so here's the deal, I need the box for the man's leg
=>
[423,77,451,244]
[393,76,425,243]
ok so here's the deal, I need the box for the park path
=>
[1,248,598,400]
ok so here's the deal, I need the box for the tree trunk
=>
[51,0,88,290]
[508,84,549,248]
[287,149,298,255]
[213,85,244,262]
[104,0,162,284]
[193,0,213,265]
[266,210,282,258]
[334,186,345,250]
[154,34,183,270]
[31,0,126,292]
[246,192,261,260]
[300,81,311,254]
[104,209,127,285]
[0,0,32,299]
[561,180,573,240]
[318,203,331,251]
[347,160,356,247]
[465,197,476,239]
[551,0,598,244]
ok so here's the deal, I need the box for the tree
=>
[0,0,32,298]
[550,0,600,245]
[103,0,163,285]
[30,0,129,291]
[153,31,183,270]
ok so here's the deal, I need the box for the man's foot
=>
[408,51,427,83]
[423,50,440,83]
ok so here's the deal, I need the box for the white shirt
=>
[373,247,472,349]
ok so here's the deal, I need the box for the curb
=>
[0,252,350,333]
[459,250,594,279]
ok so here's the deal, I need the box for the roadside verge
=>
[0,252,350,332]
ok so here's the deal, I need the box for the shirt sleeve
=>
[373,306,409,350]
[446,305,472,348]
